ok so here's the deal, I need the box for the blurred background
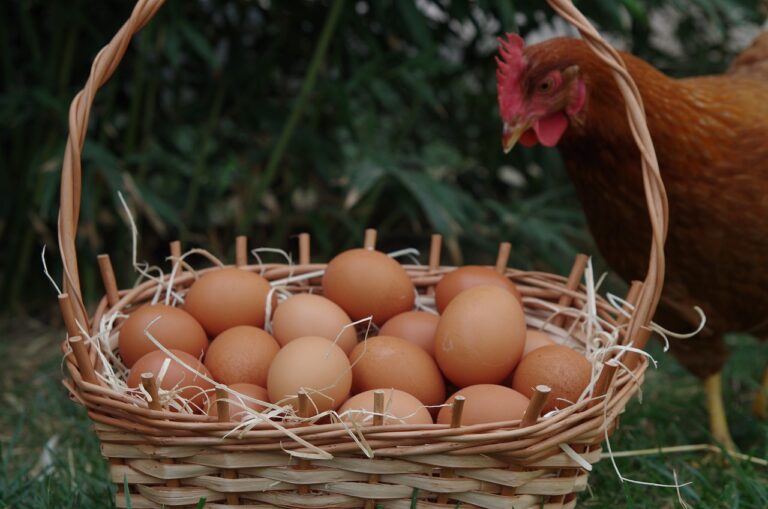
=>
[2,2,767,507]
[2,0,764,318]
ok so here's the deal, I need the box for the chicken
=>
[496,32,768,449]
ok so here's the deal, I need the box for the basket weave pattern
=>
[57,1,668,508]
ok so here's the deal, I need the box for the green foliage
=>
[0,0,762,315]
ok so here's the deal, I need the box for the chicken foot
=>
[753,367,768,420]
[705,372,737,452]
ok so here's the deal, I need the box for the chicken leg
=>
[753,367,768,420]
[705,373,737,452]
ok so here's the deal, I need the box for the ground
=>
[0,321,765,508]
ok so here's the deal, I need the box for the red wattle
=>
[533,113,568,147]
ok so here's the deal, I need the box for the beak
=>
[502,121,529,153]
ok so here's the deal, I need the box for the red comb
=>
[496,33,526,118]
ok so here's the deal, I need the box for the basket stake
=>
[215,387,241,505]
[553,253,589,328]
[495,242,512,274]
[141,373,162,411]
[436,395,466,504]
[97,254,121,308]
[554,361,618,505]
[169,240,183,277]
[363,228,377,250]
[363,390,387,509]
[298,232,311,266]
[618,281,650,370]
[141,373,181,488]
[520,385,551,428]
[235,236,248,267]
[498,387,552,497]
[215,387,231,422]
[427,233,442,295]
[68,336,97,385]
[295,390,312,495]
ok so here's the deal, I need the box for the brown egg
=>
[511,345,592,412]
[435,266,522,313]
[127,349,214,411]
[271,293,358,354]
[437,384,530,426]
[435,285,526,387]
[338,389,433,425]
[322,248,415,325]
[523,329,556,357]
[379,311,439,357]
[184,267,272,336]
[349,336,445,408]
[267,336,352,415]
[118,304,208,368]
[207,383,269,421]
[204,326,280,386]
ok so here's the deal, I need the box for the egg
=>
[523,329,557,357]
[435,266,522,313]
[118,304,209,368]
[207,383,269,421]
[184,267,272,336]
[322,248,415,325]
[127,349,214,411]
[267,336,352,415]
[379,311,439,357]
[511,345,592,412]
[271,293,358,354]
[203,326,280,386]
[349,336,445,407]
[436,384,530,426]
[338,389,433,425]
[435,285,526,387]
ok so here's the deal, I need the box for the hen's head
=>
[496,34,586,152]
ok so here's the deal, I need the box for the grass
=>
[0,321,765,508]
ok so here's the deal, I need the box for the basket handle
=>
[545,0,668,342]
[58,0,668,343]
[58,0,165,321]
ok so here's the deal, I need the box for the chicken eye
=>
[538,78,555,93]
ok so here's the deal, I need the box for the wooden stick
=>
[69,336,97,384]
[620,281,649,370]
[169,240,182,276]
[97,254,120,307]
[215,387,241,504]
[216,387,231,422]
[495,242,512,274]
[428,234,442,273]
[617,281,643,328]
[296,391,311,495]
[141,373,161,411]
[553,253,589,328]
[141,372,180,488]
[372,390,385,426]
[298,232,311,266]
[235,236,248,267]
[58,293,81,338]
[363,228,377,250]
[427,234,442,295]
[436,396,466,504]
[590,360,619,409]
[520,385,551,428]
[449,396,465,429]
[364,390,387,509]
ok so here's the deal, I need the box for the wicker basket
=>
[56,1,669,507]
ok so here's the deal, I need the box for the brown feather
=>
[522,37,768,377]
